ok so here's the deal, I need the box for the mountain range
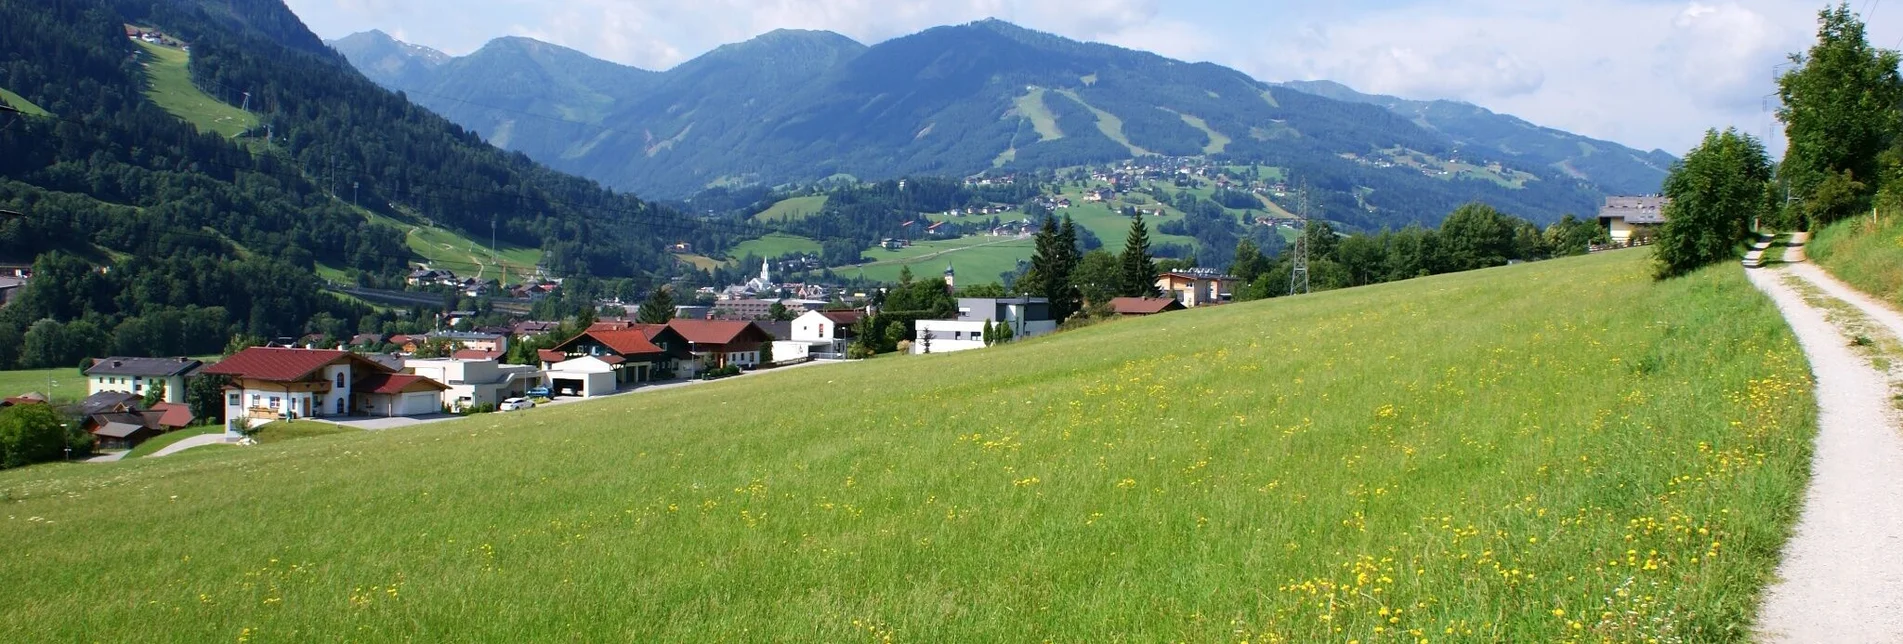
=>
[332,22,1675,225]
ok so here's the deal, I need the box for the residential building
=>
[1157,269,1238,307]
[1597,195,1668,244]
[511,320,561,339]
[349,333,386,348]
[674,305,714,320]
[428,331,510,354]
[76,392,193,449]
[912,297,1057,355]
[663,320,775,369]
[546,328,676,390]
[0,275,26,306]
[204,348,443,430]
[83,357,201,404]
[351,373,452,417]
[1110,297,1187,316]
[791,309,864,358]
[406,356,543,410]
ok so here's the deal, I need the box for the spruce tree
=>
[1053,216,1081,319]
[636,286,675,324]
[1119,211,1160,297]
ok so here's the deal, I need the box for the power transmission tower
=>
[1289,184,1311,296]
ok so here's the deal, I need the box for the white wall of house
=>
[770,341,819,364]
[361,391,442,417]
[88,375,188,404]
[408,358,542,409]
[913,320,991,354]
[545,357,619,397]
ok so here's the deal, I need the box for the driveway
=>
[536,360,845,408]
[148,434,232,458]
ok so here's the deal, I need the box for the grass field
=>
[363,210,541,280]
[123,427,221,459]
[0,87,50,117]
[847,236,1036,284]
[730,233,822,260]
[672,253,721,271]
[751,196,829,223]
[0,367,87,402]
[1056,89,1152,156]
[1809,213,1903,309]
[1013,88,1064,141]
[134,41,258,138]
[0,250,1816,640]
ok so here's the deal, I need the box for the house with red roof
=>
[662,320,775,371]
[204,347,446,427]
[1109,297,1186,316]
[543,327,679,395]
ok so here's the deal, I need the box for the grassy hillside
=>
[363,210,541,279]
[0,251,1814,640]
[0,366,87,402]
[0,87,49,117]
[848,236,1036,284]
[751,195,829,223]
[1809,214,1903,308]
[729,233,823,260]
[134,41,258,138]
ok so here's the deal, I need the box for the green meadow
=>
[0,87,49,117]
[729,233,823,261]
[1809,213,1903,308]
[134,41,258,138]
[0,250,1815,641]
[751,195,830,223]
[362,210,542,279]
[0,366,86,402]
[847,236,1036,284]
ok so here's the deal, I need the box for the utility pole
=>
[1289,184,1311,296]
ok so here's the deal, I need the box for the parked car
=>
[526,386,551,398]
[499,397,535,412]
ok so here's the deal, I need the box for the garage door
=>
[398,392,440,416]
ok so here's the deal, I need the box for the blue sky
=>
[288,0,1903,155]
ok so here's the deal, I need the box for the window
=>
[335,372,346,388]
[269,396,281,410]
[251,394,261,407]
[227,393,239,406]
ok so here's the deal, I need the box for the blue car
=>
[526,386,551,398]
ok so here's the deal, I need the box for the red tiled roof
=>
[630,323,669,340]
[353,373,449,395]
[451,349,503,361]
[148,402,195,429]
[587,329,666,356]
[203,348,382,381]
[666,319,762,345]
[819,310,866,325]
[537,349,567,364]
[588,321,634,333]
[598,355,627,366]
[1110,297,1185,315]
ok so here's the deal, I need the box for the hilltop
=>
[334,22,1669,226]
[0,250,1814,640]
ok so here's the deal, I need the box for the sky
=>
[286,0,1903,155]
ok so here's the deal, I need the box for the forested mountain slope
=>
[0,0,719,369]
[341,20,1662,228]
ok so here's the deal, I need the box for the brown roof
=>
[537,349,567,364]
[147,402,195,429]
[1110,297,1186,315]
[630,323,669,340]
[666,320,766,346]
[586,329,666,356]
[588,321,635,333]
[451,349,503,361]
[819,310,866,325]
[598,355,627,366]
[203,348,388,381]
[353,373,449,395]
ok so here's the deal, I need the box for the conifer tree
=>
[1119,212,1160,297]
[636,286,675,324]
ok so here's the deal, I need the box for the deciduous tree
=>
[1655,128,1773,278]
[1776,3,1903,226]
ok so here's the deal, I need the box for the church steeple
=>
[943,262,955,290]
[761,257,771,284]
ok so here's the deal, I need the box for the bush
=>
[847,342,876,360]
[0,404,72,468]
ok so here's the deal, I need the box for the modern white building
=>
[543,356,620,398]
[83,357,201,404]
[405,356,543,411]
[913,297,1058,355]
[790,309,866,359]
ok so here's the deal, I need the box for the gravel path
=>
[147,433,232,458]
[1748,266,1903,642]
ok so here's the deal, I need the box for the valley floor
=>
[1749,260,1903,641]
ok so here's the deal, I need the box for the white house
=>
[913,297,1058,355]
[83,357,201,404]
[790,309,866,359]
[203,348,448,434]
[406,356,543,410]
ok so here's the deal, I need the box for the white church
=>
[719,258,779,300]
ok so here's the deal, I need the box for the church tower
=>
[761,257,771,284]
[943,262,955,291]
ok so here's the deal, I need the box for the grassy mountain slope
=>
[0,250,1814,640]
[1282,80,1676,195]
[133,40,258,138]
[347,21,1614,228]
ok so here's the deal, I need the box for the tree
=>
[1230,238,1269,283]
[957,283,1008,298]
[636,286,675,324]
[412,337,460,359]
[766,302,796,322]
[898,265,914,285]
[759,340,774,365]
[0,403,70,469]
[1026,215,1082,321]
[1656,128,1774,277]
[1438,203,1517,272]
[187,374,230,426]
[1119,211,1161,297]
[1776,3,1903,227]
[982,319,996,346]
[142,381,167,408]
[1073,250,1123,305]
[1543,215,1603,257]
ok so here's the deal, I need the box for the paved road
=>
[328,414,460,431]
[1750,263,1903,642]
[147,434,232,458]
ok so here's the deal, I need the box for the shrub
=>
[0,404,72,468]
